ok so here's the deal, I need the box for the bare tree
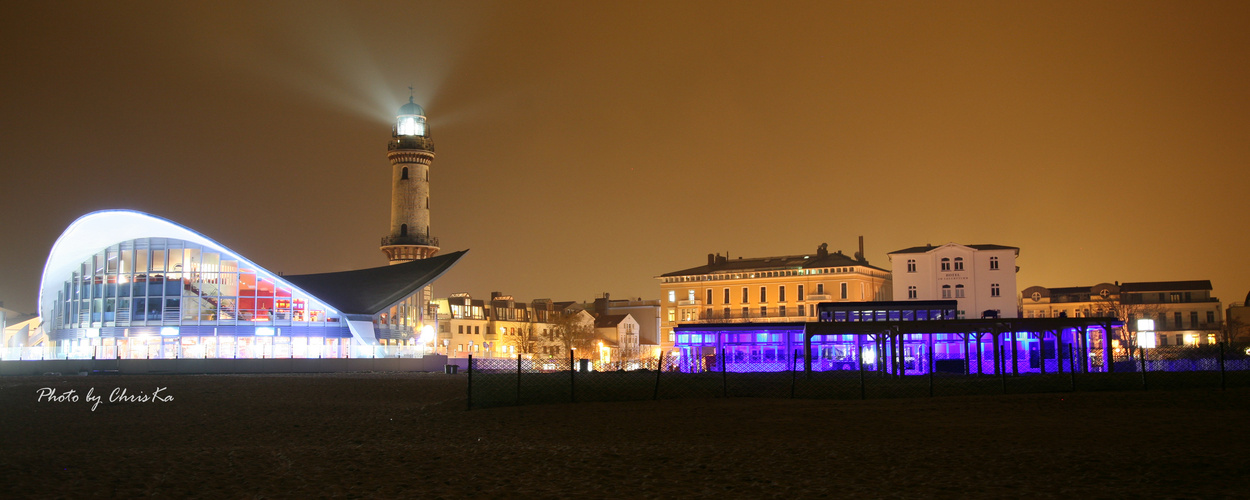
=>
[1223,315,1250,346]
[503,321,543,356]
[1090,295,1167,358]
[550,311,596,358]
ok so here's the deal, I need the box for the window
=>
[723,307,730,318]
[989,256,999,270]
[955,284,965,298]
[990,283,1000,297]
[723,288,730,304]
[942,285,952,299]
[401,167,409,180]
[779,305,787,317]
[705,308,711,318]
[907,286,917,299]
[742,306,749,318]
[668,291,675,303]
[760,287,767,303]
[1158,312,1167,329]
[1207,311,1216,324]
[400,224,408,237]
[840,282,848,299]
[953,257,964,271]
[907,259,916,272]
[1170,292,1182,303]
[1175,312,1183,329]
[797,285,804,301]
[1159,334,1168,346]
[706,289,713,304]
[688,290,695,301]
[760,306,767,317]
[817,283,825,295]
[798,304,805,317]
[940,258,951,271]
[1175,334,1183,345]
[779,286,786,302]
[475,326,480,334]
[1190,311,1199,328]
[458,325,463,334]
[742,287,748,303]
[667,308,675,322]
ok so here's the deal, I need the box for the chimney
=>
[708,253,715,265]
[594,295,609,316]
[855,236,866,262]
[817,243,829,258]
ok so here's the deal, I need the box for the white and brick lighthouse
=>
[380,96,440,264]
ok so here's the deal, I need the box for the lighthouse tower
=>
[380,96,439,264]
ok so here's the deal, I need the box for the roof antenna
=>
[408,85,415,103]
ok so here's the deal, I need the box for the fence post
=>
[569,349,576,403]
[928,344,935,397]
[1139,347,1148,391]
[859,344,866,400]
[1219,342,1226,391]
[653,352,662,400]
[721,347,728,398]
[517,354,522,405]
[999,344,1007,394]
[466,354,473,411]
[790,349,797,399]
[1068,344,1077,392]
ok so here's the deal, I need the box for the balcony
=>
[806,294,832,301]
[677,299,702,306]
[388,136,435,152]
[381,234,440,247]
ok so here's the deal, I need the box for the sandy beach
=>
[2,372,1246,498]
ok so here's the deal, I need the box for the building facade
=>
[36,210,463,359]
[658,242,893,354]
[1021,280,1223,348]
[888,243,1019,319]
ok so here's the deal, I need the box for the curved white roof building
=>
[40,210,464,359]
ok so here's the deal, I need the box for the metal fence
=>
[466,344,1250,409]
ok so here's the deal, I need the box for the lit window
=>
[688,290,695,301]
[668,290,675,303]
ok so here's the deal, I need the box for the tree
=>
[550,311,596,359]
[503,322,543,356]
[1090,295,1166,358]
[1222,315,1250,346]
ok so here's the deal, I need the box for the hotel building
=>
[888,243,1019,319]
[657,241,893,352]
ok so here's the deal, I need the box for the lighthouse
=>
[380,96,439,264]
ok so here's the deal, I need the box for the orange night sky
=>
[1,1,1247,314]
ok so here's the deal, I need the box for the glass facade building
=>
[35,210,464,360]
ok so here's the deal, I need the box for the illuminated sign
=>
[160,327,179,336]
[255,327,276,336]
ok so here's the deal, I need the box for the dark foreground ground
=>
[1,373,1246,499]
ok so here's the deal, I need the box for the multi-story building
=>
[433,292,606,359]
[1021,280,1222,347]
[583,294,661,358]
[888,243,1019,319]
[592,313,642,365]
[657,241,893,353]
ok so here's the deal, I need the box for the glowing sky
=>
[2,1,1248,314]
